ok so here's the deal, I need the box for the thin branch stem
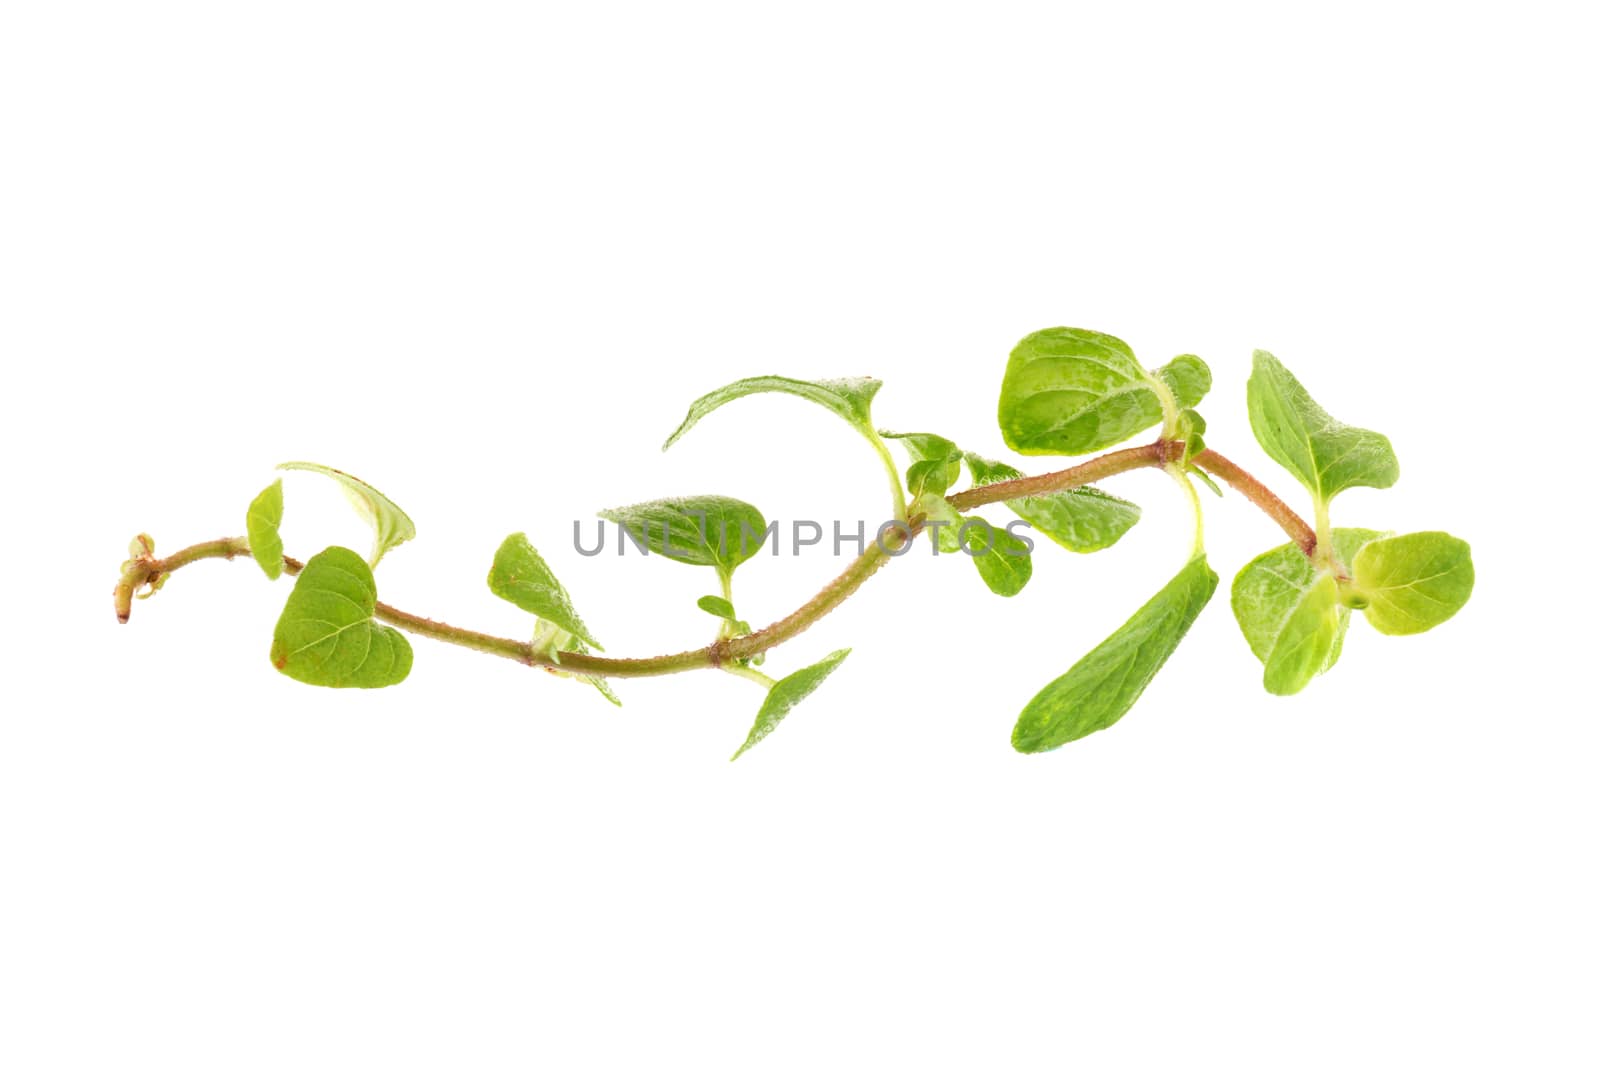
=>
[1190,449,1317,556]
[115,441,1316,679]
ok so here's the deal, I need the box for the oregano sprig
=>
[112,326,1473,759]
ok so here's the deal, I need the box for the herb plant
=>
[113,327,1474,758]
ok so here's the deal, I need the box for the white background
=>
[3,3,1596,1064]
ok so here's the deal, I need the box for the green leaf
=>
[1262,574,1341,695]
[246,479,285,580]
[539,623,622,707]
[277,462,417,567]
[1231,529,1386,691]
[732,649,851,760]
[663,375,883,448]
[1156,355,1213,410]
[965,452,1140,553]
[487,533,604,650]
[883,430,963,494]
[1245,352,1399,505]
[1012,555,1217,753]
[697,595,737,620]
[270,546,413,689]
[917,494,965,553]
[958,517,1033,597]
[1176,409,1207,461]
[599,495,769,578]
[1352,532,1474,635]
[997,328,1211,456]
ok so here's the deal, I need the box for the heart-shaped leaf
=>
[599,495,768,579]
[1352,531,1474,635]
[997,327,1211,456]
[1245,352,1399,506]
[732,649,851,760]
[270,546,413,688]
[965,452,1141,553]
[487,533,604,650]
[1013,555,1217,752]
[245,479,285,580]
[278,462,416,567]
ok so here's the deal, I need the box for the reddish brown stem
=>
[1191,449,1317,556]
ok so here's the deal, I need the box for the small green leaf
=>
[1245,352,1399,505]
[997,328,1211,456]
[1190,466,1224,498]
[663,375,883,447]
[1352,532,1474,635]
[883,430,963,496]
[958,517,1033,597]
[599,495,769,578]
[732,649,851,760]
[697,595,737,620]
[246,479,285,580]
[906,457,957,499]
[1176,409,1207,461]
[1156,355,1213,410]
[1261,574,1341,695]
[1231,529,1386,691]
[488,533,604,650]
[1012,555,1217,753]
[965,452,1141,553]
[917,494,965,553]
[539,623,622,707]
[277,462,416,567]
[270,546,413,689]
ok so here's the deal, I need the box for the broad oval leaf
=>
[270,546,413,689]
[958,517,1033,597]
[1352,531,1474,635]
[732,649,851,760]
[599,495,768,577]
[246,479,285,580]
[1246,352,1399,505]
[1012,555,1217,753]
[1231,529,1386,692]
[663,375,882,448]
[997,328,1211,456]
[488,533,604,649]
[278,462,416,566]
[965,452,1140,553]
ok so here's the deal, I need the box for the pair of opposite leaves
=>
[999,328,1472,752]
[248,329,1473,756]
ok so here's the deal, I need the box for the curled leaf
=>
[278,462,416,567]
[664,375,882,447]
[245,479,285,580]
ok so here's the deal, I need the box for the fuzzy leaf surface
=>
[270,546,412,688]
